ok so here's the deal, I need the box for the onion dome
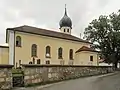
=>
[59,5,72,29]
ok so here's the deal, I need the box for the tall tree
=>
[84,10,120,68]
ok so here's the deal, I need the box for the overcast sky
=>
[0,0,120,44]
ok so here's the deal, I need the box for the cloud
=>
[0,0,119,43]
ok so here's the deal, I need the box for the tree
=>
[84,10,120,68]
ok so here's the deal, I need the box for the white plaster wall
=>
[8,30,14,65]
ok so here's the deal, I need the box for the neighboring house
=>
[75,46,99,66]
[0,44,9,64]
[98,59,112,66]
[0,7,99,67]
[99,63,112,66]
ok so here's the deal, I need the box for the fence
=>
[12,68,24,87]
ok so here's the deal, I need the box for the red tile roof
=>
[75,46,98,53]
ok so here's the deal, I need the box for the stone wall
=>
[22,64,114,86]
[0,65,13,89]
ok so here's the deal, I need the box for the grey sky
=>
[0,0,120,44]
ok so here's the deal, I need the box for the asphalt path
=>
[14,72,120,90]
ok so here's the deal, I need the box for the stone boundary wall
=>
[0,65,13,89]
[22,64,114,86]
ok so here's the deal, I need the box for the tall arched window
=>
[58,47,63,59]
[46,46,51,58]
[69,49,73,60]
[16,36,21,47]
[31,44,37,57]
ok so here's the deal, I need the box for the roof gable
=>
[76,46,98,53]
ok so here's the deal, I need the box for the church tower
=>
[59,5,72,34]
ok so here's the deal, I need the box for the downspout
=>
[97,54,99,66]
[14,30,15,66]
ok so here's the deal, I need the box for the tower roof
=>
[59,5,72,29]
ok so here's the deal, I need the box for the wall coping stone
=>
[0,64,14,68]
[22,64,113,68]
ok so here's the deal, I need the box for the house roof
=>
[0,45,9,48]
[7,25,91,44]
[75,46,98,53]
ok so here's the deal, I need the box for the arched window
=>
[58,47,63,59]
[31,44,37,57]
[16,36,21,47]
[67,29,69,32]
[46,46,51,58]
[69,49,73,60]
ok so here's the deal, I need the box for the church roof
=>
[7,25,91,44]
[76,46,98,53]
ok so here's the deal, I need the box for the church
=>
[0,6,99,67]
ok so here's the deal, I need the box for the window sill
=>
[58,57,63,59]
[70,59,74,60]
[31,56,38,58]
[16,46,22,47]
[46,56,51,58]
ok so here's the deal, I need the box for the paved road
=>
[15,72,120,90]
